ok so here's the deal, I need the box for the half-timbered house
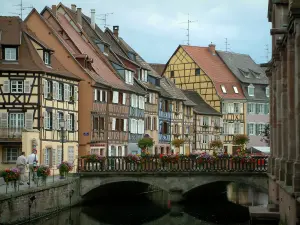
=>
[57,4,148,154]
[163,44,246,153]
[183,90,222,154]
[0,17,80,169]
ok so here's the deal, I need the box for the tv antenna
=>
[11,0,33,20]
[96,12,114,28]
[179,14,197,45]
[265,44,270,62]
[225,38,231,52]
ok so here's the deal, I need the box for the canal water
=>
[26,182,268,225]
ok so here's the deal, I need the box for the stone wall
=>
[0,178,81,225]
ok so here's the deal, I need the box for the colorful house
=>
[217,51,269,149]
[0,16,80,169]
[163,44,246,153]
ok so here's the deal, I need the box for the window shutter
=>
[124,119,127,131]
[105,91,108,102]
[265,103,269,114]
[57,147,62,164]
[52,113,57,130]
[220,117,223,127]
[52,149,56,166]
[94,89,97,101]
[240,123,244,134]
[3,80,10,93]
[125,70,128,83]
[74,114,78,131]
[52,81,57,100]
[131,94,134,107]
[112,118,116,131]
[43,149,48,165]
[0,112,8,128]
[200,116,203,126]
[135,95,139,108]
[43,111,48,128]
[57,113,60,130]
[122,93,126,105]
[255,124,259,135]
[74,86,78,102]
[67,114,71,131]
[150,117,153,130]
[112,91,118,103]
[25,112,33,130]
[141,120,144,133]
[208,117,211,127]
[43,79,48,98]
[256,104,259,114]
[247,124,249,135]
[24,80,31,94]
[240,103,243,114]
[100,90,103,102]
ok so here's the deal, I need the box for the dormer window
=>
[266,86,270,97]
[4,47,17,61]
[238,68,250,78]
[139,69,148,82]
[44,51,50,65]
[221,85,227,93]
[233,86,238,94]
[128,52,136,61]
[125,70,133,85]
[248,84,255,96]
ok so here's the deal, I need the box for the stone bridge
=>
[79,172,268,197]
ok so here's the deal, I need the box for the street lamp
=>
[60,121,65,162]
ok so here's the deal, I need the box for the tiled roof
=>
[217,51,268,85]
[241,83,269,102]
[0,17,22,45]
[149,63,165,76]
[104,29,130,60]
[0,17,80,80]
[181,45,245,100]
[56,12,129,91]
[183,90,222,116]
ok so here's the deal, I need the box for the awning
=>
[248,146,270,154]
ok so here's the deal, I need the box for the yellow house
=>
[163,44,246,154]
[0,17,80,170]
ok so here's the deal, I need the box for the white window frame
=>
[266,86,270,98]
[234,122,240,134]
[257,103,264,114]
[68,146,75,164]
[248,103,255,114]
[233,86,239,94]
[202,135,209,144]
[44,148,51,165]
[5,48,17,61]
[4,147,19,162]
[9,113,24,128]
[11,80,23,93]
[248,84,255,96]
[234,103,240,113]
[203,116,209,126]
[221,85,227,93]
[44,52,50,65]
[249,123,255,135]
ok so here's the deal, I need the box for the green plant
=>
[138,137,154,149]
[261,124,270,146]
[214,125,220,130]
[202,125,209,129]
[233,134,249,146]
[0,168,20,182]
[81,154,105,162]
[171,138,185,148]
[210,140,223,149]
[37,165,51,179]
[57,161,73,175]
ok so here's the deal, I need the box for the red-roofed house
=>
[163,44,246,153]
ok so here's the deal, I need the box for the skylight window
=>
[233,86,238,94]
[221,85,227,93]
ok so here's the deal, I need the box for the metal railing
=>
[78,156,268,173]
[0,168,78,194]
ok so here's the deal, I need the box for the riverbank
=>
[0,177,81,225]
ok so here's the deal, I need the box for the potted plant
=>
[210,140,223,154]
[233,134,250,153]
[171,138,184,153]
[37,165,51,184]
[57,161,73,179]
[202,125,209,129]
[69,95,75,102]
[1,168,20,183]
[138,136,154,156]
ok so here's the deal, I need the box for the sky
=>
[1,0,271,64]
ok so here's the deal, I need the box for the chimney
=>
[208,42,216,55]
[76,8,82,27]
[52,5,57,18]
[91,9,96,30]
[113,26,119,38]
[71,4,76,11]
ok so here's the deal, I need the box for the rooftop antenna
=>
[179,14,198,45]
[225,38,231,52]
[11,0,33,20]
[265,44,270,62]
[96,12,114,28]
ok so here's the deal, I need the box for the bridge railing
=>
[77,156,268,173]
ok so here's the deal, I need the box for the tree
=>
[261,124,270,146]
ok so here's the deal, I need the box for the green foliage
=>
[233,134,249,146]
[261,124,270,146]
[171,138,185,148]
[210,140,223,149]
[138,137,154,149]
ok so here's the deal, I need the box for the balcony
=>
[159,133,171,143]
[0,128,23,140]
[159,111,171,120]
[129,133,143,143]
[129,107,144,118]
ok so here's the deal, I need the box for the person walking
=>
[16,152,27,185]
[27,150,38,184]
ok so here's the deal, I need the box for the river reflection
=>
[26,182,268,225]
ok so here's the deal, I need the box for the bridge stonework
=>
[80,172,268,196]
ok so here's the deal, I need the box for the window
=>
[233,86,238,94]
[195,68,200,76]
[161,122,168,134]
[118,92,123,104]
[266,86,270,97]
[44,111,52,129]
[46,81,52,98]
[265,103,270,114]
[221,85,227,93]
[44,52,50,65]
[185,126,190,134]
[128,52,136,61]
[11,80,23,93]
[68,114,74,131]
[203,116,209,126]
[3,147,20,162]
[9,113,24,128]
[234,123,240,134]
[202,135,209,144]
[68,146,74,164]
[248,84,255,96]
[248,123,255,135]
[234,103,240,113]
[58,112,64,124]
[153,117,157,130]
[170,71,174,78]
[58,83,63,100]
[4,47,17,61]
[223,123,229,134]
[93,116,105,131]
[256,103,264,114]
[94,89,107,102]
[248,103,255,114]
[175,101,179,112]
[44,148,51,165]
[115,118,125,131]
[125,70,133,85]
[257,124,265,135]
[161,100,169,112]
